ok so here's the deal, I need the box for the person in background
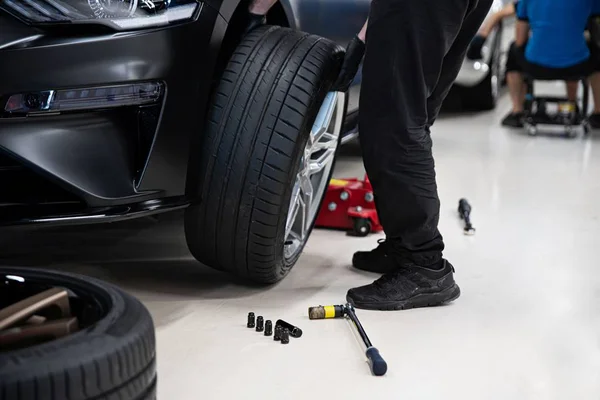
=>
[246,0,494,311]
[467,1,518,60]
[502,0,600,127]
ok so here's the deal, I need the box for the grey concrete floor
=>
[1,84,600,399]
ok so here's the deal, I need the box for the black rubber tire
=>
[352,218,371,237]
[0,267,156,400]
[184,26,344,284]
[461,25,503,111]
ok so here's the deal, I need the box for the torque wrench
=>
[308,304,388,376]
[458,198,475,235]
[344,303,387,376]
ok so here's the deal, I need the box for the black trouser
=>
[359,0,492,266]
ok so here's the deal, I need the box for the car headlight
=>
[0,0,201,29]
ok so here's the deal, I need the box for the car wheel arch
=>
[184,0,296,199]
[212,0,295,28]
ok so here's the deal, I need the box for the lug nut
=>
[247,312,255,328]
[264,320,273,336]
[280,328,290,344]
[274,325,282,341]
[256,316,264,332]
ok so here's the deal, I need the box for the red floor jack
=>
[315,175,383,236]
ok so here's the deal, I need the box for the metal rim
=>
[284,91,345,261]
[490,29,501,101]
[0,273,106,352]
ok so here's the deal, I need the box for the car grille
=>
[0,150,84,214]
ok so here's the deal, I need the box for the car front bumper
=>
[0,5,225,225]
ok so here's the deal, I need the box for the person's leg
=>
[583,37,600,126]
[501,42,527,127]
[590,73,600,113]
[348,0,492,310]
[588,67,600,126]
[507,71,526,112]
[589,73,600,128]
[566,81,579,103]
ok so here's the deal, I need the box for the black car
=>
[0,0,369,283]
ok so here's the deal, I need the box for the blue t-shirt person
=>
[517,0,600,68]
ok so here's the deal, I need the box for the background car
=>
[451,0,516,110]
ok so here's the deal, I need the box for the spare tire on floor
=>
[185,26,347,284]
[0,267,156,400]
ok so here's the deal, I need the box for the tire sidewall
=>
[277,46,345,274]
[0,267,155,398]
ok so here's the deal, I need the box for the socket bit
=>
[275,319,302,338]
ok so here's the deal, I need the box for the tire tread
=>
[185,26,343,283]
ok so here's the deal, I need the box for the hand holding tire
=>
[331,36,366,92]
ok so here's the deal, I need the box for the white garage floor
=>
[2,86,600,399]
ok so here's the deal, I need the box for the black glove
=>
[244,12,266,34]
[331,36,366,92]
[466,35,486,60]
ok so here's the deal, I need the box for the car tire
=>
[461,24,503,111]
[185,26,346,284]
[0,267,156,400]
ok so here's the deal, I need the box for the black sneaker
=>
[346,260,460,311]
[352,239,399,274]
[501,112,524,128]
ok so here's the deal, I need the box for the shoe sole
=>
[346,284,461,311]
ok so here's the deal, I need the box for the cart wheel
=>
[565,126,577,138]
[527,125,537,136]
[583,122,591,136]
[353,218,372,237]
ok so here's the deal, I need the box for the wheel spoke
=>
[311,132,338,153]
[287,230,302,243]
[285,183,301,240]
[310,126,326,147]
[309,148,336,175]
[310,92,337,146]
[299,174,313,238]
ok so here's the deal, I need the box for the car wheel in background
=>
[0,267,156,400]
[185,26,346,284]
[461,24,503,111]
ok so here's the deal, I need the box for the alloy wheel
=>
[284,91,345,260]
